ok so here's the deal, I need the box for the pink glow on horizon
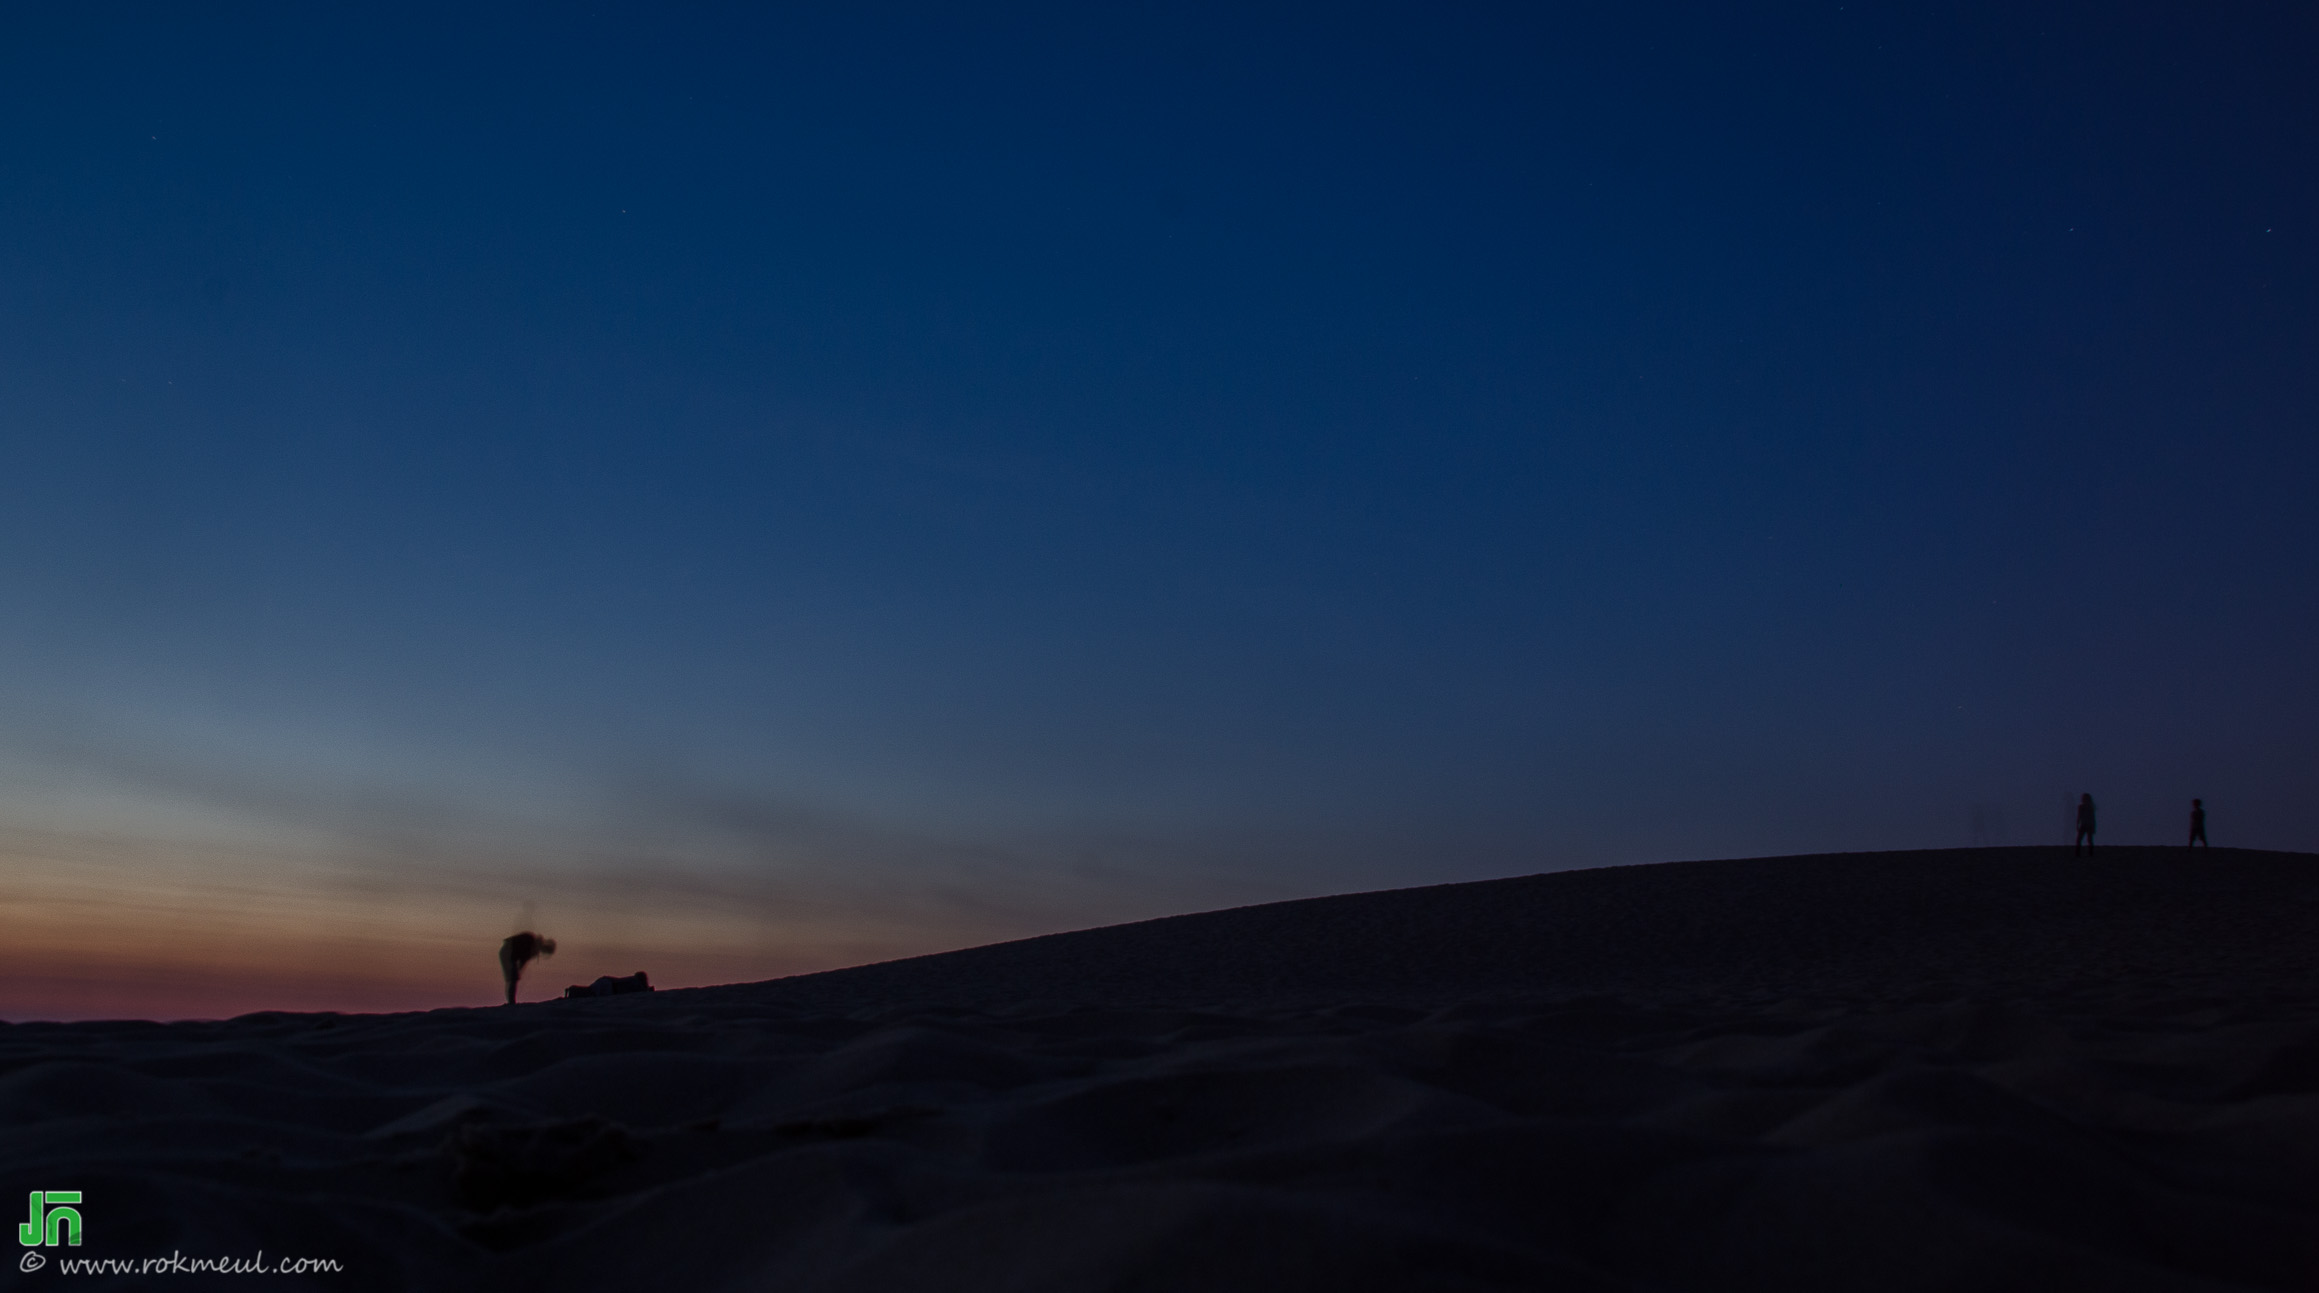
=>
[0,928,930,1022]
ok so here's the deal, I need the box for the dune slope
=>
[5,846,2316,1291]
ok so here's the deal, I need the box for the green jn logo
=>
[19,1192,82,1247]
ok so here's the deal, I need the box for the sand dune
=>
[5,846,2317,1290]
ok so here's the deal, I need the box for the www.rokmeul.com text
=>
[27,1249,342,1275]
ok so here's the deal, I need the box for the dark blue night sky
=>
[3,4,2314,1017]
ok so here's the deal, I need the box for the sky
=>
[2,3,2314,1020]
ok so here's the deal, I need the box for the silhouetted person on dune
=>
[2074,794,2097,856]
[499,931,556,1005]
[564,971,652,999]
[2188,798,2208,848]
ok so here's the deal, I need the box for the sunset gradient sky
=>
[3,3,2315,1019]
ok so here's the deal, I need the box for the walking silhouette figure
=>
[499,931,556,1005]
[2074,794,2097,856]
[2188,798,2209,848]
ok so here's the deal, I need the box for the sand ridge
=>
[3,847,2316,1290]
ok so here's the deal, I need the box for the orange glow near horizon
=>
[0,776,1280,1022]
[0,842,1044,1022]
[0,904,973,1022]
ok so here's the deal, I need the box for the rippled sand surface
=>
[7,846,2316,1291]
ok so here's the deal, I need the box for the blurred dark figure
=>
[564,971,652,999]
[2188,799,2209,848]
[499,931,556,1005]
[2074,794,2097,856]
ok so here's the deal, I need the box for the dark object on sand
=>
[564,971,652,999]
[2074,793,2097,855]
[2189,798,2209,847]
[498,931,556,1005]
[442,1116,636,1211]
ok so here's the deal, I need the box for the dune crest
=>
[4,847,2315,1290]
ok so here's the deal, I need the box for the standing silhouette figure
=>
[2074,793,2097,856]
[499,931,556,1005]
[2188,798,2208,848]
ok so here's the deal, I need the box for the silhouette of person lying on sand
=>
[564,971,653,999]
[2074,794,2097,856]
[499,931,556,1005]
[2189,798,2209,847]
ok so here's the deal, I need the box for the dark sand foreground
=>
[7,847,2318,1290]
